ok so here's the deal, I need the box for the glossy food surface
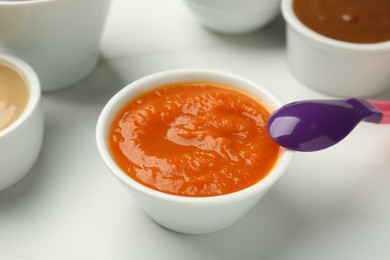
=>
[109,82,280,197]
[293,0,390,43]
[0,62,29,131]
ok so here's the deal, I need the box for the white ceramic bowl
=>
[183,0,281,34]
[96,69,294,234]
[282,0,390,97]
[0,0,112,92]
[0,54,44,191]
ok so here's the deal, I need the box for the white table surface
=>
[2,0,390,259]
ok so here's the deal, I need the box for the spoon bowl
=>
[267,98,390,152]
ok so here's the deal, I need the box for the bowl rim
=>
[0,53,41,138]
[281,0,390,52]
[96,68,294,205]
[0,0,53,6]
[184,0,281,12]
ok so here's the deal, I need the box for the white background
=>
[1,0,390,259]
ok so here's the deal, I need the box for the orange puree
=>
[109,82,280,197]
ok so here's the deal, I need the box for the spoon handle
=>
[366,100,390,124]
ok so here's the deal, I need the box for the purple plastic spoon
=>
[267,98,390,152]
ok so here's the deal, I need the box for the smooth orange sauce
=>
[293,0,390,44]
[109,82,280,197]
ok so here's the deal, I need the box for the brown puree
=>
[293,0,390,44]
[0,62,29,131]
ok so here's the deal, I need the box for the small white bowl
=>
[282,0,390,97]
[0,54,44,191]
[0,0,112,92]
[96,69,294,234]
[183,0,281,34]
